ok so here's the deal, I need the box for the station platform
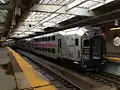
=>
[104,57,120,76]
[0,47,56,90]
[0,47,16,90]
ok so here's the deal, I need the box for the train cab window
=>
[84,40,89,46]
[75,39,79,46]
[52,36,55,41]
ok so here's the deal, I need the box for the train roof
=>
[32,26,89,39]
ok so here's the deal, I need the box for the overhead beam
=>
[0,0,14,10]
[0,15,6,22]
[0,10,7,18]
[66,0,88,11]
[0,0,28,9]
[0,26,4,29]
[31,4,95,16]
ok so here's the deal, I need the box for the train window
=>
[45,48,48,52]
[42,48,44,51]
[48,37,51,41]
[41,38,43,41]
[48,48,51,52]
[38,48,40,50]
[36,39,38,41]
[45,37,47,41]
[42,37,44,41]
[40,47,42,51]
[34,47,37,49]
[45,48,47,51]
[39,38,41,41]
[35,39,37,41]
[44,48,45,51]
[43,37,45,41]
[52,36,55,41]
[52,48,55,53]
[84,40,89,46]
[40,38,42,41]
[75,39,79,46]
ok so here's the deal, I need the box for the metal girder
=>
[0,0,31,10]
[0,10,7,18]
[31,4,95,16]
[0,26,4,29]
[0,15,5,22]
[0,0,14,9]
[66,0,88,11]
[0,0,9,4]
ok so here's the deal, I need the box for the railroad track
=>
[23,56,78,90]
[16,49,117,90]
[87,72,120,90]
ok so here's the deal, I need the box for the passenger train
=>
[12,27,106,70]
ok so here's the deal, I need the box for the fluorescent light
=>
[0,0,6,3]
[110,27,120,31]
[24,32,34,35]
[43,22,56,27]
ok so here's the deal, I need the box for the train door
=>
[29,40,33,52]
[90,35,106,67]
[58,39,62,56]
[82,39,90,61]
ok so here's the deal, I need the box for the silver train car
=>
[15,27,106,70]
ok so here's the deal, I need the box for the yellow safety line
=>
[7,47,56,90]
[34,85,57,90]
[107,57,120,61]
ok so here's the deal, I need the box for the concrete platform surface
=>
[0,47,16,90]
[8,47,56,90]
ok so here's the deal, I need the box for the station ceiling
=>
[0,0,9,36]
[0,0,119,39]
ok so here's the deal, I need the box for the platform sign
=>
[113,37,120,46]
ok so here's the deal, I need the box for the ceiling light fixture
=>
[110,27,120,31]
